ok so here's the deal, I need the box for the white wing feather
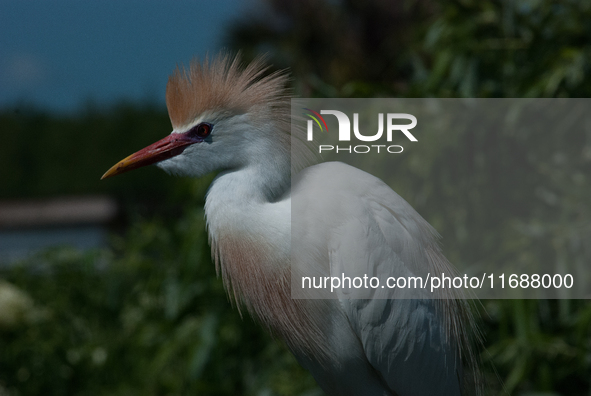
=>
[294,162,470,396]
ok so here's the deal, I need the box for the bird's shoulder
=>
[292,161,438,264]
[293,161,421,215]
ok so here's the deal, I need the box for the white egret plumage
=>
[102,53,480,396]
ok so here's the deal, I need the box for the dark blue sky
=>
[0,0,255,113]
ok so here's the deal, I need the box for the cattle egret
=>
[102,53,480,396]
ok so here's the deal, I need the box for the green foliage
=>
[412,0,591,97]
[0,104,177,207]
[227,0,432,97]
[480,299,591,394]
[0,196,319,395]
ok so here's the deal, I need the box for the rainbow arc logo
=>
[303,108,329,133]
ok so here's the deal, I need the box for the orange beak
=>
[101,133,197,179]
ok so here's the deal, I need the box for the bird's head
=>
[101,53,291,180]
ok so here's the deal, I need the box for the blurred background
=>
[1,0,590,395]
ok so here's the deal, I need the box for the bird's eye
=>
[190,123,212,139]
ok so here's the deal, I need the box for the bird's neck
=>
[204,158,292,275]
[215,163,289,204]
[204,159,296,327]
[203,160,332,361]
